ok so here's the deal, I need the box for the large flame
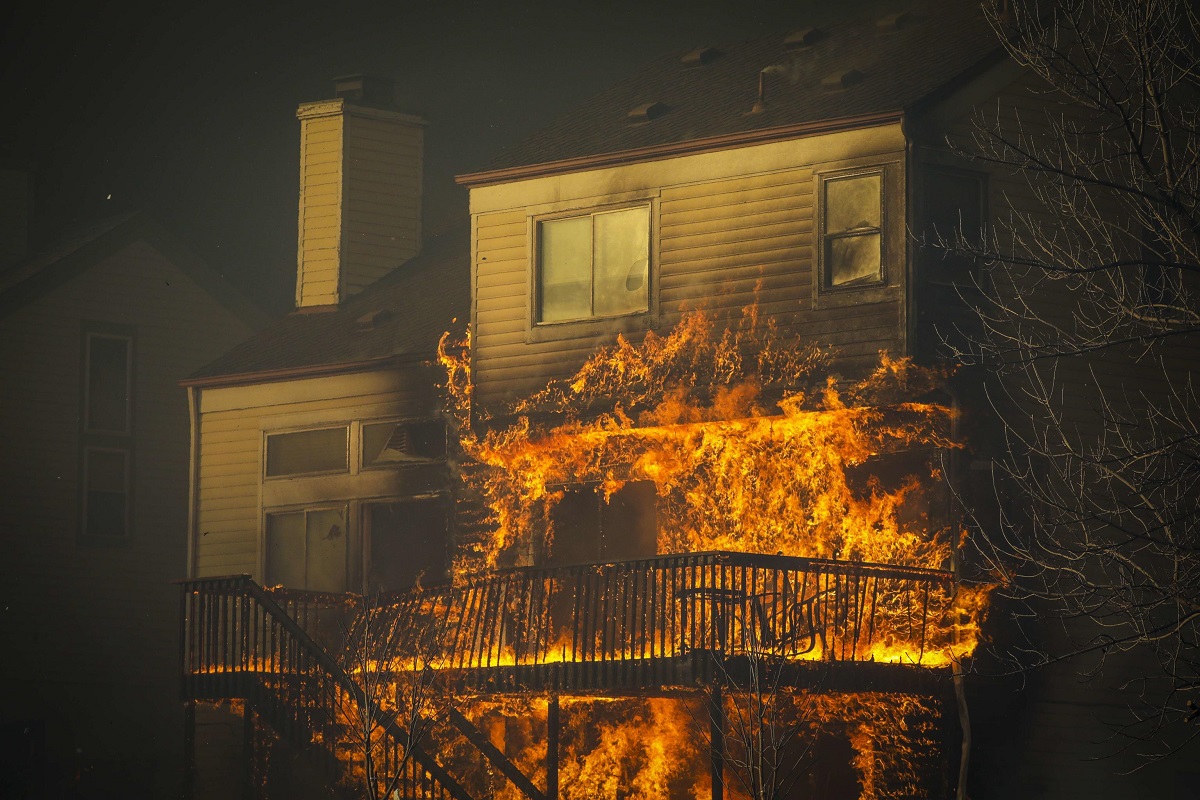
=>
[439,304,989,664]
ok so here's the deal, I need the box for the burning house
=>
[177,3,1086,797]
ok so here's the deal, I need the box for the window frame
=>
[359,417,448,472]
[78,321,135,545]
[813,162,902,309]
[527,199,658,342]
[81,445,132,540]
[361,493,450,591]
[262,503,352,592]
[263,424,351,480]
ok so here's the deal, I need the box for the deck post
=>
[547,695,560,800]
[709,685,725,800]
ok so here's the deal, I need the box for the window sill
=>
[527,311,656,344]
[812,283,900,310]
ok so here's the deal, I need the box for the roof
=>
[464,0,1002,183]
[0,211,269,329]
[184,224,469,386]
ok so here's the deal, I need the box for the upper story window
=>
[80,323,135,542]
[821,171,884,290]
[84,331,132,434]
[265,426,349,477]
[537,205,650,323]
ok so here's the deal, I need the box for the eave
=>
[456,110,906,188]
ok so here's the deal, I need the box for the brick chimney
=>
[294,75,425,308]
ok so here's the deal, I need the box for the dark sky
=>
[2,0,891,313]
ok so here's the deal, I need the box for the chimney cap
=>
[332,74,399,110]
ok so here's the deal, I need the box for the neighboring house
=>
[0,211,267,798]
[178,4,1198,800]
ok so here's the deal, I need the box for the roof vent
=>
[354,308,394,331]
[628,102,670,123]
[877,11,923,30]
[783,28,826,48]
[682,46,722,66]
[822,69,865,90]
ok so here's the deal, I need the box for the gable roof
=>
[460,0,1002,185]
[183,224,469,387]
[0,211,269,329]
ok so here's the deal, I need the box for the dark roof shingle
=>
[186,225,469,384]
[477,0,1000,175]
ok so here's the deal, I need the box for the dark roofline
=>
[0,212,271,330]
[455,110,906,188]
[179,351,431,389]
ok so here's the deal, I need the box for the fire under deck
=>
[181,552,959,799]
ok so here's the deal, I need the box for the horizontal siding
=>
[192,367,441,580]
[473,154,903,411]
[298,112,343,307]
[0,238,258,782]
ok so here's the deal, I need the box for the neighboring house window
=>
[83,447,130,538]
[80,325,134,540]
[265,506,348,592]
[536,205,650,323]
[820,171,885,290]
[265,426,349,477]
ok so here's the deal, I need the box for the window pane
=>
[539,216,592,322]
[828,233,882,287]
[826,174,881,234]
[593,208,649,317]
[87,335,130,433]
[85,448,127,537]
[368,500,446,591]
[266,512,306,588]
[306,508,347,593]
[266,427,348,476]
[363,420,446,466]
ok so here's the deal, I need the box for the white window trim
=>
[526,198,660,343]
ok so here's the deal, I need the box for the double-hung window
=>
[821,171,885,290]
[536,205,650,323]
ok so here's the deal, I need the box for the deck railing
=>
[184,552,954,690]
[373,551,954,675]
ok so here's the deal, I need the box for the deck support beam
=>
[709,685,725,800]
[547,695,560,800]
[449,707,546,800]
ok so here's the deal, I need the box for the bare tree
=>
[940,0,1200,757]
[338,592,448,800]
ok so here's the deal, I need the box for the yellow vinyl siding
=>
[191,367,441,580]
[470,128,906,409]
[297,113,343,307]
[295,101,425,307]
